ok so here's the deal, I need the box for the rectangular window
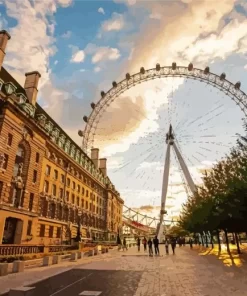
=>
[77,196,79,206]
[82,187,85,195]
[7,133,13,146]
[54,170,58,180]
[44,180,49,193]
[35,152,40,163]
[59,188,63,199]
[56,227,61,238]
[61,174,65,183]
[27,221,32,236]
[29,193,34,211]
[86,201,88,209]
[93,205,95,212]
[86,190,88,197]
[67,178,70,187]
[33,170,37,183]
[39,224,45,237]
[90,203,92,211]
[72,194,75,204]
[82,199,84,207]
[77,185,80,193]
[49,226,54,238]
[72,181,75,190]
[45,165,51,176]
[52,184,57,196]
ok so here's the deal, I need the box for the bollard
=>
[101,248,105,254]
[70,252,78,261]
[0,263,8,276]
[52,255,61,265]
[106,248,109,253]
[9,286,35,296]
[13,261,25,273]
[43,256,53,266]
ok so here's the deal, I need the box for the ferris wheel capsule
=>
[78,130,84,137]
[112,81,117,88]
[101,91,105,98]
[220,73,226,80]
[140,67,145,74]
[204,67,210,74]
[235,81,241,89]
[188,63,193,71]
[172,62,177,70]
[83,116,88,123]
[156,63,160,71]
[126,73,131,80]
[91,102,95,109]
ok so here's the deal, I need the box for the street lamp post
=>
[76,209,82,242]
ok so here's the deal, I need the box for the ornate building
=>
[0,30,124,246]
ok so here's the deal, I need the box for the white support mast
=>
[157,125,196,241]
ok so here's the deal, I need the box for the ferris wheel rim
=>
[81,63,247,153]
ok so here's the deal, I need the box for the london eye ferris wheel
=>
[79,63,246,234]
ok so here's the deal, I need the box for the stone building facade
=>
[0,30,124,246]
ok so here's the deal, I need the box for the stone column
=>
[0,216,5,244]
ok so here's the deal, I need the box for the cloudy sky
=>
[1,0,247,223]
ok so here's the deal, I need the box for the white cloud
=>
[54,60,58,65]
[101,12,125,32]
[98,7,105,15]
[149,13,161,20]
[61,30,72,38]
[70,47,85,63]
[84,43,121,64]
[94,66,101,73]
[0,0,74,123]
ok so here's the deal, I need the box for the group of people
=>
[136,236,178,256]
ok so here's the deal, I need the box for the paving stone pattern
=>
[1,246,247,296]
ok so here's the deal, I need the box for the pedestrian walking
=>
[148,238,153,256]
[143,237,147,251]
[153,236,160,256]
[189,238,193,249]
[137,237,141,252]
[165,239,169,255]
[123,237,128,251]
[171,237,176,255]
[117,235,122,251]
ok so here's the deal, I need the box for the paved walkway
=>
[1,245,247,295]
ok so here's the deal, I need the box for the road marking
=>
[79,292,102,295]
[49,273,93,296]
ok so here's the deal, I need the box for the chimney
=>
[99,158,107,176]
[0,30,11,70]
[91,148,99,169]
[24,71,41,105]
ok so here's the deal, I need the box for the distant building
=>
[0,30,124,246]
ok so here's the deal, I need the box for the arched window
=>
[13,145,25,177]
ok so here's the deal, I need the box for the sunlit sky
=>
[1,0,247,221]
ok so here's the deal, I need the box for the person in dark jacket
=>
[143,237,147,251]
[148,238,153,256]
[171,237,176,255]
[153,236,159,255]
[123,237,128,251]
[137,237,141,252]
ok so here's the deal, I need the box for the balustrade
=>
[0,245,44,256]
